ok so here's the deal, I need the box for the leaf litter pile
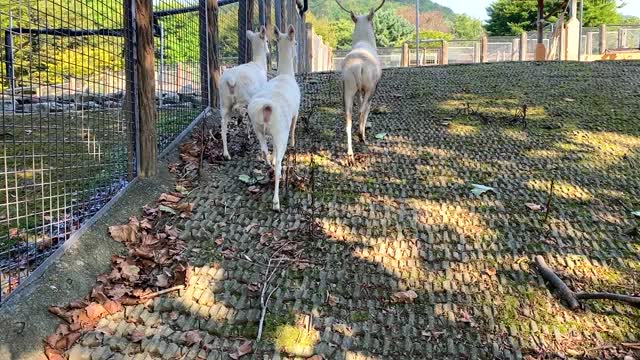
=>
[43,117,262,359]
[44,191,194,359]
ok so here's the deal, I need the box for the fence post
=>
[519,32,528,61]
[585,32,593,56]
[238,0,254,64]
[264,0,272,68]
[401,43,409,66]
[123,0,137,180]
[618,28,626,48]
[4,30,15,91]
[206,0,220,107]
[441,41,448,65]
[480,34,488,63]
[305,23,313,72]
[199,0,208,104]
[599,24,607,54]
[512,38,519,61]
[135,0,157,177]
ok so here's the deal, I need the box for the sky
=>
[432,0,640,21]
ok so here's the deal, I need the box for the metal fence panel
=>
[0,0,135,301]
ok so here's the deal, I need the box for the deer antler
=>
[372,0,385,13]
[334,0,355,16]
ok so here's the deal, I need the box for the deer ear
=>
[246,30,253,39]
[274,25,281,38]
[351,13,357,23]
[259,25,267,39]
[287,24,295,41]
[367,9,374,21]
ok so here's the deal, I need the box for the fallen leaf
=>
[247,185,261,194]
[159,205,177,215]
[108,222,139,243]
[103,300,122,314]
[229,340,253,359]
[327,293,338,306]
[175,184,188,193]
[632,210,640,218]
[156,274,170,288]
[128,330,146,343]
[563,98,575,102]
[391,290,418,303]
[164,225,179,239]
[48,306,74,323]
[159,193,181,203]
[183,330,203,346]
[244,223,258,233]
[44,346,65,360]
[483,268,497,276]
[9,228,18,238]
[247,283,260,292]
[214,237,224,246]
[421,330,445,337]
[85,303,108,320]
[120,263,141,282]
[458,310,474,324]
[169,311,179,320]
[470,184,495,196]
[221,248,236,259]
[525,203,544,211]
[238,174,254,184]
[372,105,390,114]
[374,132,387,140]
[307,355,324,360]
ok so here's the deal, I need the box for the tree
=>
[452,14,485,40]
[486,0,623,36]
[395,6,451,32]
[373,8,415,47]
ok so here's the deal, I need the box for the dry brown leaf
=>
[120,263,141,282]
[247,283,260,292]
[165,225,179,239]
[214,237,224,246]
[159,193,181,203]
[458,310,474,325]
[106,284,129,299]
[48,306,74,323]
[327,293,338,306]
[85,303,108,320]
[483,268,497,276]
[307,356,324,360]
[108,222,139,243]
[183,330,203,346]
[44,345,65,360]
[169,311,179,320]
[229,340,253,359]
[103,300,122,314]
[391,290,418,303]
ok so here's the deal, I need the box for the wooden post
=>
[123,0,137,180]
[401,43,409,67]
[535,0,546,60]
[264,0,272,68]
[512,38,519,61]
[238,0,254,64]
[135,0,157,177]
[207,0,220,107]
[520,32,528,61]
[585,32,593,56]
[599,24,607,54]
[618,28,627,48]
[441,40,448,65]
[480,34,488,63]
[305,23,313,72]
[199,0,208,104]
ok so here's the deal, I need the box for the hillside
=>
[309,0,456,22]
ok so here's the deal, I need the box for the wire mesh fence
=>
[0,0,134,301]
[154,0,204,150]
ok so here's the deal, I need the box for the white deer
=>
[247,24,300,211]
[219,26,269,160]
[335,0,384,163]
